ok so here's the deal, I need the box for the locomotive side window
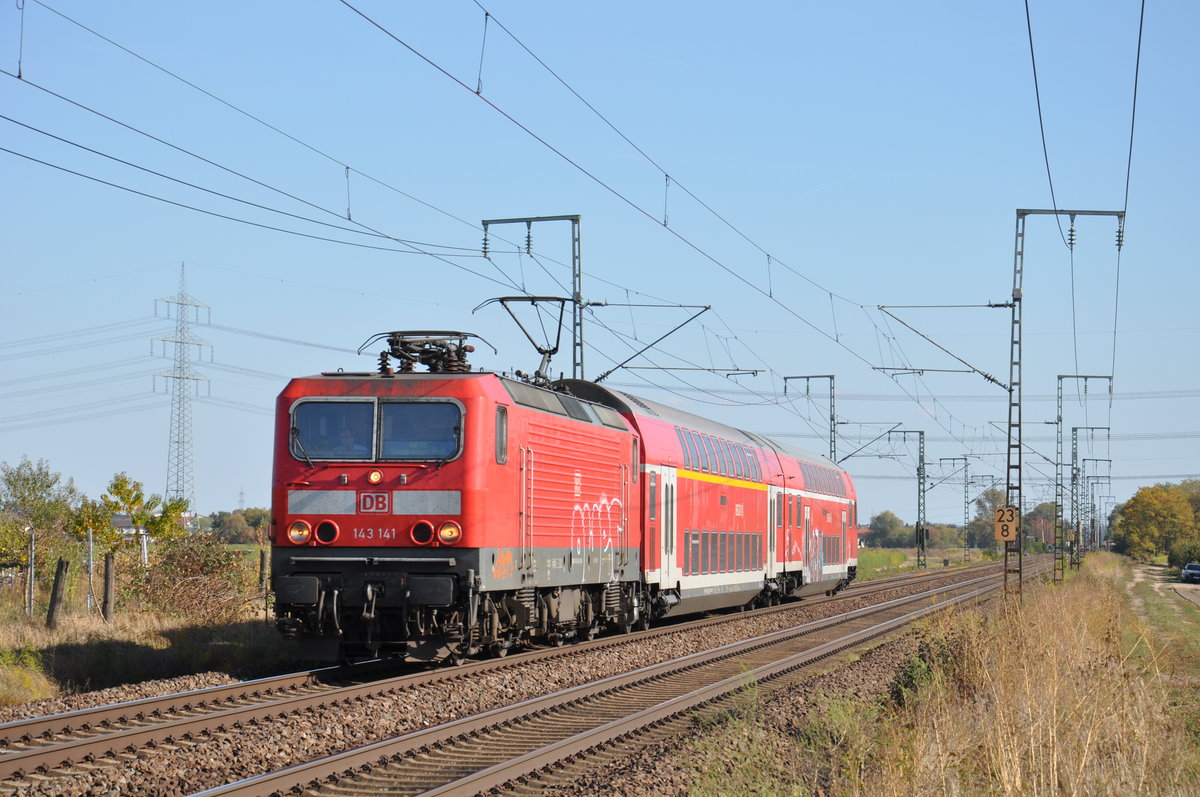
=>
[495,405,508,464]
[380,401,462,461]
[291,400,374,460]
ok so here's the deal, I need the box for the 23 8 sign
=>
[993,505,1019,542]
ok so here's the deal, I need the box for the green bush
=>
[127,534,259,625]
[1168,538,1200,569]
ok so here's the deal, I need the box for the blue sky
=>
[2,1,1196,527]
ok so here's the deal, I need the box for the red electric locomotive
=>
[271,332,859,662]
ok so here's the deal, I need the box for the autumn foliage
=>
[1112,480,1200,562]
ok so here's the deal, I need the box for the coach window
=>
[380,401,462,461]
[292,400,374,460]
[721,440,741,479]
[689,430,710,472]
[681,432,700,470]
[648,473,658,522]
[734,445,751,481]
[712,438,728,476]
[700,530,710,573]
[675,428,692,470]
[701,436,720,475]
[495,406,508,464]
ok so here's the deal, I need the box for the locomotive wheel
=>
[487,643,508,658]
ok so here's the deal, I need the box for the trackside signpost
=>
[994,505,1019,543]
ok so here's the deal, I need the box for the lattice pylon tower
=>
[155,265,210,512]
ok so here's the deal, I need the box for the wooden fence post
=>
[46,557,69,630]
[259,548,269,622]
[102,553,115,623]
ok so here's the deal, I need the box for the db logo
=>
[359,492,390,514]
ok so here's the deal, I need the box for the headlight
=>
[315,521,339,544]
[367,469,384,485]
[287,520,312,545]
[437,521,462,545]
[410,521,434,545]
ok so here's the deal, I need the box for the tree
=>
[0,458,79,535]
[1168,538,1200,570]
[966,488,1006,548]
[866,510,907,548]
[67,497,122,553]
[1112,485,1197,561]
[100,473,188,546]
[1178,479,1200,521]
[1023,502,1057,546]
[216,512,255,544]
[0,458,81,568]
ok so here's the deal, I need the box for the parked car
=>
[1181,563,1200,584]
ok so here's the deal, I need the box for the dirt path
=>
[1127,563,1200,620]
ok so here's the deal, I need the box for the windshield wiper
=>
[291,427,315,469]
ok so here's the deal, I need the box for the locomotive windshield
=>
[291,400,373,460]
[289,399,462,462]
[380,401,461,460]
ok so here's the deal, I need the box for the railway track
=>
[0,561,1019,793]
[202,563,1045,796]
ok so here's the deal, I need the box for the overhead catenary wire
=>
[19,0,996,462]
[1112,0,1146,385]
[4,3,1166,513]
[335,1,999,456]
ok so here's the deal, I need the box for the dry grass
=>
[685,553,1200,796]
[818,552,1200,795]
[0,554,300,704]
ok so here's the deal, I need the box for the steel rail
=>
[196,569,1029,796]
[0,662,390,749]
[0,561,1007,781]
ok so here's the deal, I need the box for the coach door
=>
[766,485,782,578]
[803,504,815,585]
[660,469,677,588]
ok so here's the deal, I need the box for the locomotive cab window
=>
[495,405,508,464]
[380,401,462,461]
[291,400,374,460]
